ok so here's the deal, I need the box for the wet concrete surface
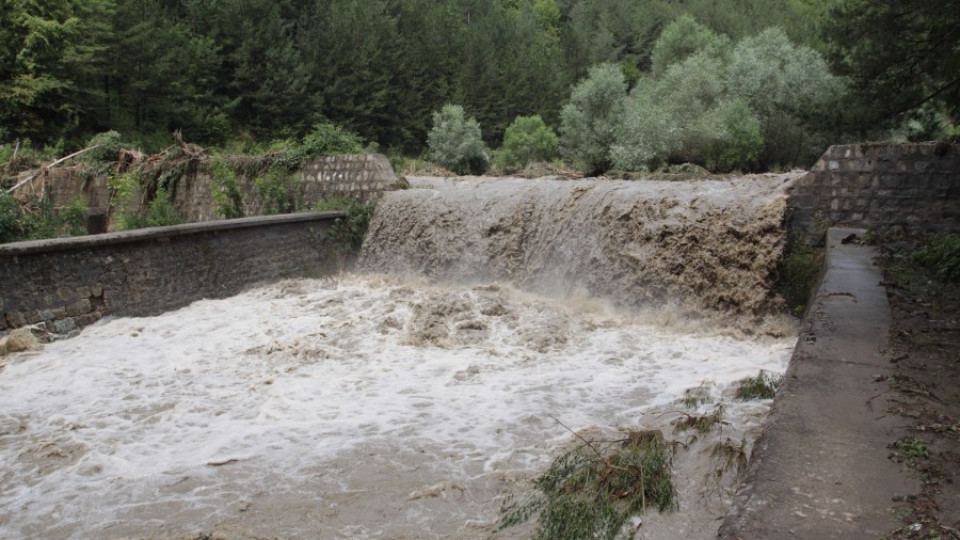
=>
[719,227,920,539]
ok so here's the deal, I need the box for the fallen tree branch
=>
[5,145,101,194]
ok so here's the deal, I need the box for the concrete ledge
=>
[719,227,919,539]
[0,211,346,256]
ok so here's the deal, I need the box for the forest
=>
[1,0,958,175]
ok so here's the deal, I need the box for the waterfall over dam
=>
[0,174,802,540]
[362,175,796,320]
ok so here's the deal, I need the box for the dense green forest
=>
[1,0,958,173]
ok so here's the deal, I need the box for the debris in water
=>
[0,327,41,357]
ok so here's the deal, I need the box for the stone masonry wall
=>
[173,153,404,223]
[787,143,960,240]
[0,212,343,335]
[12,167,111,209]
[301,153,405,205]
[10,153,402,226]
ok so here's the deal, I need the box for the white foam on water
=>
[0,275,794,539]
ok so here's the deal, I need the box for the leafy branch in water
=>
[499,429,676,540]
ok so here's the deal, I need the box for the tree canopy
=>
[0,0,954,170]
[823,0,960,133]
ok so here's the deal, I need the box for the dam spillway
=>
[362,175,794,320]
[0,174,801,539]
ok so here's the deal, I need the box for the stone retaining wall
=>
[301,154,405,205]
[787,143,960,240]
[0,212,343,334]
[173,153,404,223]
[10,153,403,226]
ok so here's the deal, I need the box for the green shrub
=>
[0,192,87,242]
[310,197,375,268]
[210,158,244,219]
[109,173,141,230]
[56,197,88,237]
[496,115,559,172]
[143,187,182,228]
[560,63,628,175]
[499,430,675,540]
[255,166,302,215]
[288,122,365,165]
[913,235,960,282]
[110,173,182,230]
[428,104,490,175]
[0,139,48,176]
[83,131,126,163]
[0,191,30,243]
[325,199,374,252]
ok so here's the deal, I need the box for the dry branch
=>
[5,145,101,194]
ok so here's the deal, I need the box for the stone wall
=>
[0,212,343,335]
[301,154,406,205]
[12,167,111,209]
[787,143,960,240]
[173,154,404,223]
[10,153,403,226]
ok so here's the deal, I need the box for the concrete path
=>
[719,228,919,539]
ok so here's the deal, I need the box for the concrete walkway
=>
[719,228,919,539]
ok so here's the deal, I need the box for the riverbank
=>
[719,228,960,539]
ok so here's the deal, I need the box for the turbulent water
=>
[0,175,801,540]
[362,175,797,321]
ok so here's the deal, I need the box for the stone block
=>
[5,312,25,328]
[52,318,77,334]
[67,299,92,317]
[931,174,957,190]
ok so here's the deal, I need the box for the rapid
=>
[0,174,802,539]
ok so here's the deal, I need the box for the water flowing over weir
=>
[0,175,801,540]
[361,175,796,321]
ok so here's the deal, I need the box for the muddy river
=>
[0,175,801,539]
